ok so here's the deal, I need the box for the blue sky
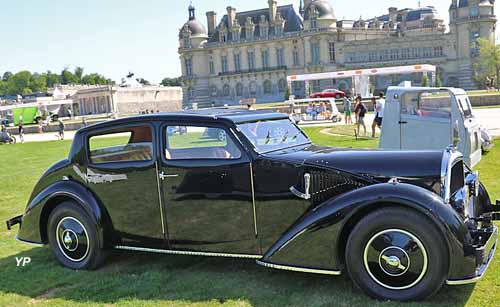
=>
[0,1,494,83]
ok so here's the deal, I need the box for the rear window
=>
[401,91,451,119]
[88,125,153,164]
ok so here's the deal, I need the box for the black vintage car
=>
[6,109,500,301]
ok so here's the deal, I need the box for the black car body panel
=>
[7,109,499,288]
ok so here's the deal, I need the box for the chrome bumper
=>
[446,226,498,285]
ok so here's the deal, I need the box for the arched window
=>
[223,84,230,97]
[278,79,287,93]
[249,81,257,95]
[236,83,243,97]
[210,85,218,97]
[263,80,272,94]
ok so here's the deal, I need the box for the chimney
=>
[268,0,277,22]
[227,6,236,28]
[206,11,217,36]
[388,7,398,24]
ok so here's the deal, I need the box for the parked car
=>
[6,109,499,301]
[380,87,485,167]
[0,117,15,127]
[310,89,346,99]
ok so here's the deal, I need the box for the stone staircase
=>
[184,78,211,108]
[457,62,476,90]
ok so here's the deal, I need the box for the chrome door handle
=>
[159,172,178,180]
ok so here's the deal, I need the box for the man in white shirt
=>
[372,92,385,138]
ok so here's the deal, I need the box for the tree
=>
[45,70,61,88]
[8,71,32,95]
[473,38,500,89]
[22,88,33,95]
[61,68,76,85]
[74,67,84,84]
[137,78,151,85]
[161,77,181,87]
[421,75,429,87]
[30,73,47,93]
[0,80,7,96]
[435,74,442,88]
[2,71,13,81]
[284,86,291,100]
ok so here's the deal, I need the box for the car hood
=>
[263,145,444,180]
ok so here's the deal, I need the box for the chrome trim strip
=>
[115,245,262,259]
[256,260,341,275]
[249,163,258,237]
[15,236,44,247]
[446,226,498,285]
[155,161,166,236]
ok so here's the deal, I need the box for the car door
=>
[400,91,452,150]
[84,123,165,248]
[159,122,259,255]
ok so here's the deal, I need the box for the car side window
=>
[165,126,241,160]
[401,92,451,120]
[88,125,153,164]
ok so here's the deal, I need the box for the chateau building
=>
[178,0,496,107]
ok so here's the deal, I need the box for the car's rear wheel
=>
[48,201,106,270]
[335,94,342,99]
[345,207,448,301]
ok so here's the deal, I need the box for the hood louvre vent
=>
[309,170,366,204]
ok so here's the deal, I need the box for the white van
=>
[380,87,483,167]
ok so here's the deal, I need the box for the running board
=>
[256,260,342,275]
[114,245,262,259]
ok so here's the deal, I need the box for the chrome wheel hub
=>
[364,229,428,290]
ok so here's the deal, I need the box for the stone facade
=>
[178,0,497,107]
[74,86,183,116]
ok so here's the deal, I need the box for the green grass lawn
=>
[0,129,499,307]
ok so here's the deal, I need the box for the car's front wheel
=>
[345,207,448,301]
[48,201,106,270]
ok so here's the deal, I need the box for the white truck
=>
[380,87,491,167]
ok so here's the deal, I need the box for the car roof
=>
[78,108,290,132]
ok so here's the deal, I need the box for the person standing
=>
[372,92,386,138]
[354,97,367,136]
[306,103,314,120]
[18,117,24,143]
[343,95,353,125]
[58,119,65,140]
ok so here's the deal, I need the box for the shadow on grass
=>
[0,247,475,307]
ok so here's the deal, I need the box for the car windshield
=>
[237,119,311,153]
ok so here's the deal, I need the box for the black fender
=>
[261,182,477,280]
[18,180,111,247]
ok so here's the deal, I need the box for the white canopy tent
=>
[287,64,437,98]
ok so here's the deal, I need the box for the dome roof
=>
[179,19,208,38]
[179,4,208,39]
[304,0,336,20]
